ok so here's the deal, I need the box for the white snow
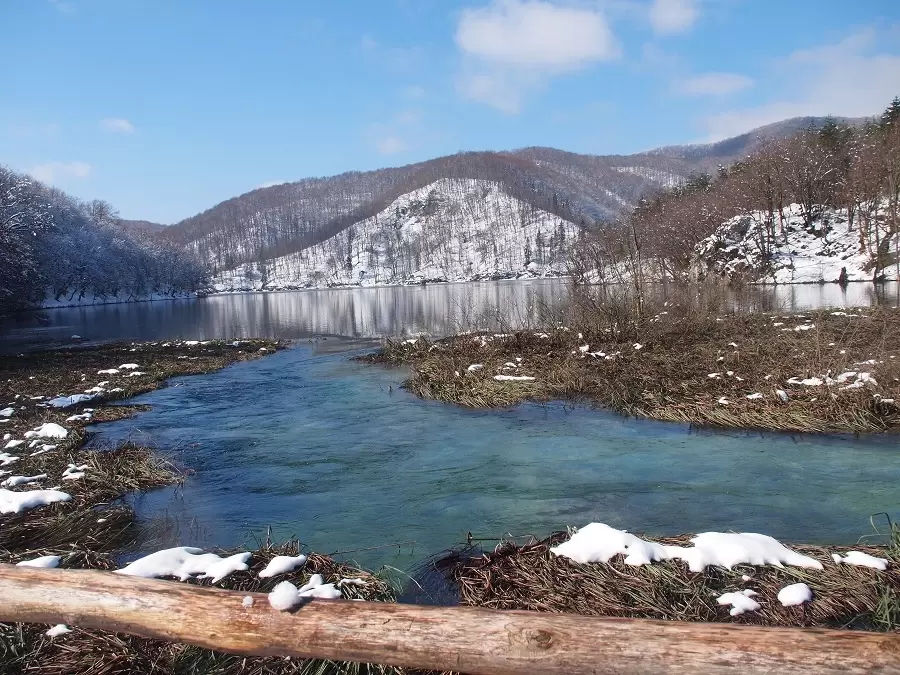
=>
[717,589,761,616]
[242,595,254,608]
[695,202,898,284]
[674,532,823,572]
[16,555,61,568]
[62,463,89,481]
[745,393,764,400]
[0,407,14,417]
[550,523,823,573]
[268,581,300,611]
[47,393,96,408]
[119,363,140,369]
[97,369,120,375]
[831,551,889,570]
[777,582,813,607]
[4,439,24,449]
[549,523,674,566]
[258,554,308,579]
[493,375,535,382]
[2,473,47,487]
[115,546,251,583]
[466,364,484,372]
[0,453,20,467]
[0,488,71,514]
[28,423,68,439]
[45,624,71,637]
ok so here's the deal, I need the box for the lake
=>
[2,279,899,352]
[2,280,899,577]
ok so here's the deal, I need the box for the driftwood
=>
[0,565,897,674]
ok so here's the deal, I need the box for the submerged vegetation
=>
[364,295,900,433]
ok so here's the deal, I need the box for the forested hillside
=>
[212,178,578,290]
[164,115,858,285]
[573,100,900,285]
[0,167,206,314]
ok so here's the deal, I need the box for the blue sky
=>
[3,0,899,223]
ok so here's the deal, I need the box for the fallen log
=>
[0,565,897,674]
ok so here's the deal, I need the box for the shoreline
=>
[0,337,897,673]
[362,306,900,434]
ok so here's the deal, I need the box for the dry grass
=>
[447,527,900,632]
[362,306,900,433]
[0,541,402,675]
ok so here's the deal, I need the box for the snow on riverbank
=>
[212,178,578,292]
[695,202,898,283]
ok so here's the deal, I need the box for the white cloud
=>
[375,136,408,155]
[457,0,619,69]
[701,28,900,140]
[455,0,619,113]
[649,0,698,35]
[29,161,91,184]
[678,72,753,96]
[100,118,135,134]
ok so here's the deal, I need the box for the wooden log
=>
[0,565,897,674]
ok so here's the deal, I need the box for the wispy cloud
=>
[649,0,698,35]
[700,27,900,140]
[678,72,753,96]
[374,136,408,155]
[100,118,135,134]
[256,180,287,189]
[29,161,91,184]
[455,0,620,113]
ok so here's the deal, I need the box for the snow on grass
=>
[119,363,140,369]
[4,439,24,449]
[831,551,889,570]
[97,369,120,375]
[62,463,89,481]
[493,375,535,382]
[675,532,823,572]
[1,473,47,487]
[16,555,60,568]
[550,523,674,566]
[717,589,760,616]
[115,546,251,583]
[47,393,96,408]
[0,488,71,514]
[467,364,484,372]
[45,624,71,637]
[778,582,813,607]
[0,453,21,467]
[24,423,68,439]
[550,523,823,573]
[242,595,254,608]
[258,554,308,579]
[745,393,764,400]
[0,407,15,417]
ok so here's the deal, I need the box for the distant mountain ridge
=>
[155,115,868,285]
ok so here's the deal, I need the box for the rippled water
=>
[91,342,900,573]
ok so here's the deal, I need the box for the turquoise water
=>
[91,342,900,573]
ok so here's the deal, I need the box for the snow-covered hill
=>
[694,203,897,283]
[212,179,580,291]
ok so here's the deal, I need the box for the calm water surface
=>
[90,342,899,572]
[3,280,898,573]
[2,279,899,351]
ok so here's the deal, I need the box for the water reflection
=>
[1,279,898,352]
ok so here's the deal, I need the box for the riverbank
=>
[363,306,900,433]
[443,525,898,631]
[0,340,396,674]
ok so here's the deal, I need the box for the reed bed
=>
[363,306,900,433]
[447,529,900,632]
